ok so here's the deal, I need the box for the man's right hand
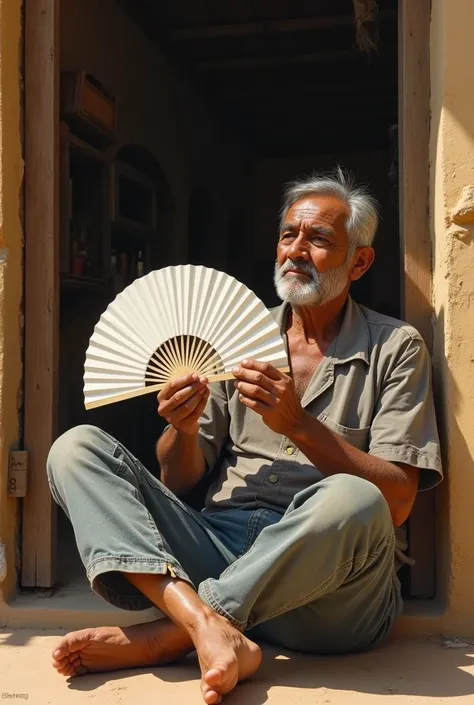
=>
[157,373,210,436]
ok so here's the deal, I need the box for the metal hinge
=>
[8,450,29,497]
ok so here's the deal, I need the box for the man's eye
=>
[281,233,294,240]
[311,235,330,245]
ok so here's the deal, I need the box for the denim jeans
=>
[47,425,402,654]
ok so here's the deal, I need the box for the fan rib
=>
[147,355,175,379]
[193,347,224,377]
[154,338,181,373]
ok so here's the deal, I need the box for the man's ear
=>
[349,247,375,282]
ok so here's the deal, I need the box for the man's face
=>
[274,195,354,307]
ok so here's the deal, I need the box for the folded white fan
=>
[84,265,289,410]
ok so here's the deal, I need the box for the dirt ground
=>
[1,632,474,704]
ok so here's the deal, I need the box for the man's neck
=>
[287,291,348,346]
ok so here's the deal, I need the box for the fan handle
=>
[85,366,291,410]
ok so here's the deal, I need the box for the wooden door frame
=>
[22,0,60,587]
[22,0,435,591]
[398,0,436,598]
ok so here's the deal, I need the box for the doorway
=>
[23,0,433,600]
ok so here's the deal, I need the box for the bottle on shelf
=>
[110,249,119,294]
[78,225,89,277]
[70,222,85,278]
[137,250,145,278]
[110,249,118,275]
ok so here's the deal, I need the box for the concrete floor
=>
[1,632,474,704]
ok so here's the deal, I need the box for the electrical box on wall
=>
[8,450,28,498]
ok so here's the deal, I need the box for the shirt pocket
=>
[319,414,371,452]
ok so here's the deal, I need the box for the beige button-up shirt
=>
[198,297,442,514]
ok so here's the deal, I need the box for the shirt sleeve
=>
[198,381,230,474]
[369,332,442,490]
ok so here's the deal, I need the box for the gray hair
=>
[279,167,379,253]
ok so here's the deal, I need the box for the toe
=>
[204,667,226,689]
[57,663,75,678]
[53,629,91,661]
[52,646,67,660]
[73,665,88,677]
[52,657,69,670]
[202,686,222,705]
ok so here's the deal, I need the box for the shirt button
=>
[268,473,280,484]
[285,446,296,455]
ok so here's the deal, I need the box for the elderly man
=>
[48,171,442,704]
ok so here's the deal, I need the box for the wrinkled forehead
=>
[286,195,350,231]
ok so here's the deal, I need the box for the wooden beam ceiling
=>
[197,49,396,72]
[256,132,390,158]
[226,91,397,106]
[173,10,397,40]
[212,65,397,92]
[220,77,395,94]
[119,0,398,156]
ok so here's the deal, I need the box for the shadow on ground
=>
[64,638,474,703]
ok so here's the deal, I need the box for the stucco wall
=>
[430,0,474,632]
[0,0,23,603]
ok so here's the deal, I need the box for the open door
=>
[22,0,434,597]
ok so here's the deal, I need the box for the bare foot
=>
[190,613,262,705]
[52,618,192,677]
[52,613,262,704]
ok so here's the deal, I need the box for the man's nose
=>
[287,234,310,260]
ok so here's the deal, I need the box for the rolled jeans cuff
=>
[198,578,248,632]
[88,555,192,612]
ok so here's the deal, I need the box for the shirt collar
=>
[273,296,370,367]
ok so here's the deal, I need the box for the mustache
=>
[278,260,317,278]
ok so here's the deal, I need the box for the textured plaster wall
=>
[430,0,474,632]
[0,0,24,607]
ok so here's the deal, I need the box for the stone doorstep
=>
[1,575,446,635]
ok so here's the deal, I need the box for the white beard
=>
[274,258,350,307]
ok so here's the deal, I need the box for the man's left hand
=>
[232,360,304,436]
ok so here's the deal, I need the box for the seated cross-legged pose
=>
[47,170,442,704]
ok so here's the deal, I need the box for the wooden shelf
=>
[111,160,157,233]
[60,121,109,282]
[61,70,117,148]
[69,133,106,164]
[60,121,157,294]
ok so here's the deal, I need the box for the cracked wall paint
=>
[451,185,474,225]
